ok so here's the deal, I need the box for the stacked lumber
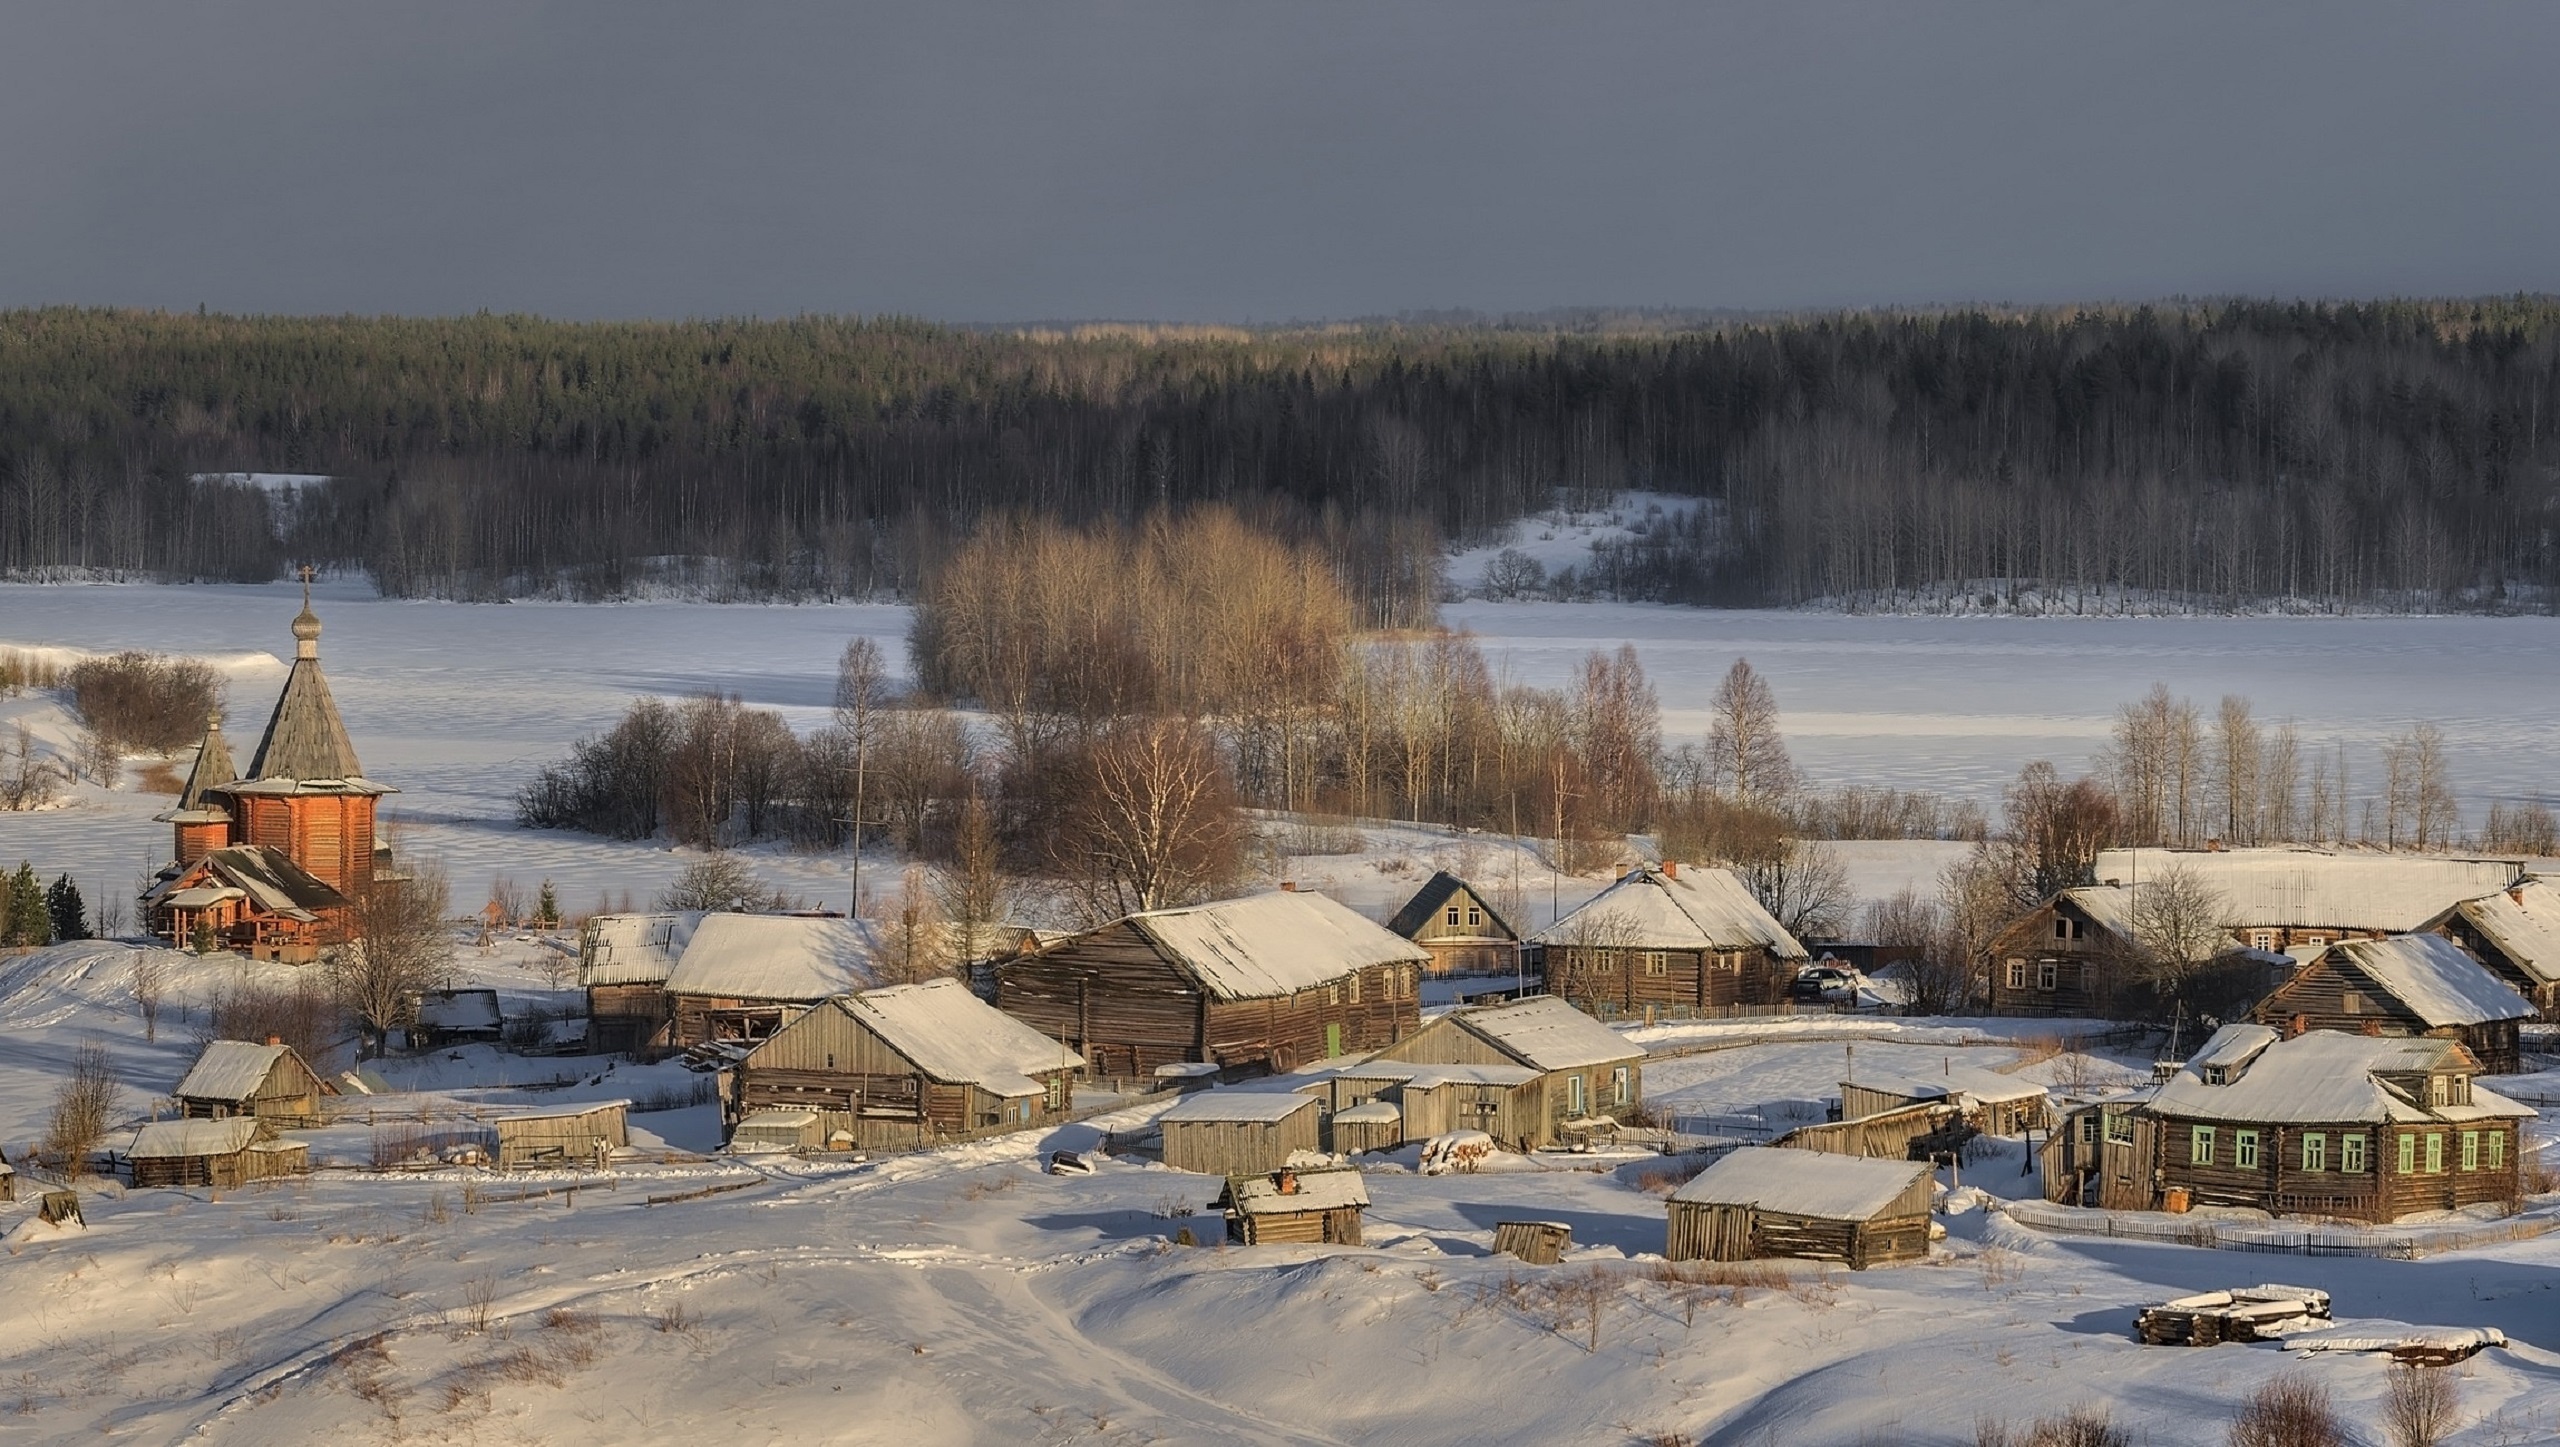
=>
[2135,1285,2331,1346]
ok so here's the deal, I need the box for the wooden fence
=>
[1994,1198,2560,1259]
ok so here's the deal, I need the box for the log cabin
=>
[1983,887,2144,1017]
[1666,1147,1935,1268]
[1158,1090,1324,1175]
[1364,994,1643,1148]
[1384,871,1524,979]
[661,913,885,1049]
[2439,880,2560,1020]
[2075,1025,2530,1223]
[128,1117,310,1190]
[1531,862,1806,1023]
[1839,1063,2051,1138]
[2254,934,2533,1075]
[146,577,400,961]
[726,978,1083,1151]
[1216,1164,1368,1246]
[579,911,701,1056]
[2088,847,2524,954]
[992,890,1427,1080]
[490,1100,629,1170]
[171,1039,329,1127]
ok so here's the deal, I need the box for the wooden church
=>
[147,573,398,961]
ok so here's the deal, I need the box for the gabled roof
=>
[664,914,883,1001]
[148,846,348,922]
[1122,891,1430,1001]
[156,714,237,823]
[829,979,1083,1097]
[1442,995,1640,1072]
[2090,848,2523,933]
[580,912,703,987]
[1229,1166,1368,1215]
[1670,1146,1930,1219]
[174,1040,297,1102]
[2188,1022,2281,1075]
[1160,1090,1322,1124]
[1385,871,1518,941]
[2319,934,2534,1027]
[2455,882,2560,987]
[131,1117,265,1159]
[1531,866,1807,958]
[2147,1029,2531,1125]
[1848,1062,2049,1107]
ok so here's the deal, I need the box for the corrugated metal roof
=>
[835,979,1083,1097]
[131,1117,263,1158]
[1531,866,1807,958]
[1670,1146,1929,1218]
[664,914,884,1001]
[2148,1030,2531,1125]
[2456,881,2560,987]
[2091,848,2522,933]
[1445,995,1641,1072]
[174,1040,289,1102]
[581,912,703,987]
[2325,934,2534,1027]
[1128,891,1429,1001]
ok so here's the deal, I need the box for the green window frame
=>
[2190,1126,2215,1166]
[2234,1130,2259,1169]
[2300,1133,2326,1172]
[2488,1132,2505,1170]
[2399,1134,2416,1174]
[2104,1112,2133,1144]
[2426,1133,2445,1174]
[2460,1131,2478,1171]
[2341,1134,2366,1173]
[1610,1066,1630,1106]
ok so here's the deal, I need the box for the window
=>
[2105,1112,2133,1144]
[2301,1133,2326,1172]
[2037,961,2058,991]
[2488,1133,2505,1171]
[2429,1075,2448,1107]
[1467,906,1483,927]
[1567,1074,1586,1116]
[2234,1130,2259,1169]
[1611,1066,1631,1106]
[2301,933,2329,947]
[2425,1133,2444,1174]
[2341,1134,2367,1173]
[2398,1134,2416,1174]
[2250,929,2278,951]
[2461,1131,2479,1171]
[1348,974,1362,1004]
[2451,1075,2469,1106]
[1641,952,1667,976]
[2053,919,2071,940]
[2343,991,2366,1015]
[1445,906,1461,927]
[2190,1126,2216,1165]
[2005,960,2028,990]
[1327,985,1340,1006]
[1045,1077,1067,1111]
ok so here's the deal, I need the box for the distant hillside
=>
[3,301,2558,612]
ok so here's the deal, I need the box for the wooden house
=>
[1296,1060,1540,1151]
[1984,887,2143,1017]
[1385,871,1523,978]
[727,978,1083,1151]
[661,913,884,1049]
[579,911,701,1056]
[128,1117,310,1190]
[1324,1099,1405,1154]
[993,890,1427,1080]
[412,988,503,1048]
[1531,863,1806,1022]
[1217,1164,1368,1246]
[2254,934,2533,1075]
[146,579,400,959]
[172,1038,328,1126]
[2440,881,2560,1020]
[1666,1147,1935,1268]
[491,1100,629,1170]
[2078,1025,2530,1223]
[1158,1091,1324,1175]
[1840,1063,2050,1137]
[1366,994,1644,1148]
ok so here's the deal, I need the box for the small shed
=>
[1840,1064,2052,1137]
[491,1100,629,1170]
[129,1117,311,1190]
[1328,1099,1404,1154]
[1666,1146,1936,1268]
[1492,1220,1573,1264]
[729,1109,825,1153]
[173,1039,329,1126]
[412,988,503,1047]
[1219,1164,1369,1245]
[1159,1091,1324,1175]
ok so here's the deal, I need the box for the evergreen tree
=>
[45,874,88,942]
[6,863,49,947]
[533,878,561,928]
[190,915,219,955]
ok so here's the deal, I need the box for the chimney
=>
[1279,881,1297,892]
[2512,887,2526,907]
[1661,860,1678,880]
[265,1035,282,1047]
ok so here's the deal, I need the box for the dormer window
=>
[2203,1066,2229,1086]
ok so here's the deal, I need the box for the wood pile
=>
[2134,1284,2331,1346]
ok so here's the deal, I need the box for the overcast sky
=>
[8,3,2559,322]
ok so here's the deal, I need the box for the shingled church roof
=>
[156,712,238,823]
[232,580,393,797]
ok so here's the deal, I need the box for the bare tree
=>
[1571,645,1660,830]
[835,636,889,907]
[2260,722,2303,842]
[2210,696,2262,845]
[1932,842,2030,1013]
[1702,658,1794,803]
[1060,718,1245,919]
[934,790,1008,963]
[656,853,776,913]
[1740,837,1853,941]
[2382,1362,2461,1447]
[2005,761,2120,897]
[877,864,956,984]
[130,951,166,1042]
[486,875,527,928]
[0,721,62,811]
[42,1043,121,1178]
[2124,862,2231,1010]
[2403,723,2458,851]
[2227,1373,2345,1447]
[331,858,454,1059]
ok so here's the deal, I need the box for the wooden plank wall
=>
[1161,1111,1321,1175]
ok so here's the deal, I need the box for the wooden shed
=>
[1666,1147,1935,1268]
[1492,1220,1573,1264]
[579,911,701,1057]
[729,1109,825,1153]
[1159,1091,1324,1175]
[661,913,884,1049]
[728,979,1083,1151]
[1370,994,1644,1149]
[172,1039,329,1127]
[2254,934,2533,1075]
[491,1100,629,1170]
[1771,1101,1962,1160]
[411,988,503,1048]
[1840,1063,2051,1137]
[1218,1164,1368,1245]
[1326,1099,1405,1154]
[129,1117,311,1190]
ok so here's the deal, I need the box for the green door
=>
[1325,1023,1343,1058]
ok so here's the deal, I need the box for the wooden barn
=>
[2254,934,2533,1075]
[491,1100,629,1170]
[993,890,1427,1081]
[1666,1147,1935,1268]
[172,1038,329,1126]
[2084,1024,2530,1222]
[726,978,1083,1151]
[128,1117,310,1190]
[1158,1091,1324,1175]
[1773,1101,1962,1160]
[1368,994,1644,1148]
[1324,1099,1405,1154]
[2439,881,2560,1021]
[1295,1060,1540,1151]
[1532,863,1806,1022]
[1217,1164,1368,1246]
[1385,871,1524,979]
[579,911,701,1056]
[661,913,885,1049]
[1840,1063,2051,1137]
[2090,848,2525,955]
[412,988,503,1048]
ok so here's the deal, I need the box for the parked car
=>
[1791,964,1860,1002]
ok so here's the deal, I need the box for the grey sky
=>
[7,3,2558,322]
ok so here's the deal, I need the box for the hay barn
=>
[1666,1147,1935,1268]
[172,1039,328,1126]
[129,1117,310,1190]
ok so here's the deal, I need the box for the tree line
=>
[6,301,2560,611]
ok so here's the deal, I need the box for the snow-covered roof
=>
[1324,1060,1542,1089]
[1126,891,1429,1001]
[581,912,703,987]
[2059,885,2136,938]
[2455,881,2560,986]
[1445,995,1642,1072]
[163,886,247,909]
[416,989,501,1032]
[664,914,883,1001]
[491,1099,630,1124]
[1849,1063,2049,1106]
[131,1117,264,1158]
[1160,1090,1321,1124]
[835,978,1082,1097]
[2189,1023,2280,1075]
[1531,866,1807,958]
[2149,1031,2530,1125]
[1229,1167,1369,1214]
[1332,1100,1402,1125]
[2321,934,2534,1027]
[1670,1146,1930,1219]
[174,1040,293,1102]
[2091,848,2523,933]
